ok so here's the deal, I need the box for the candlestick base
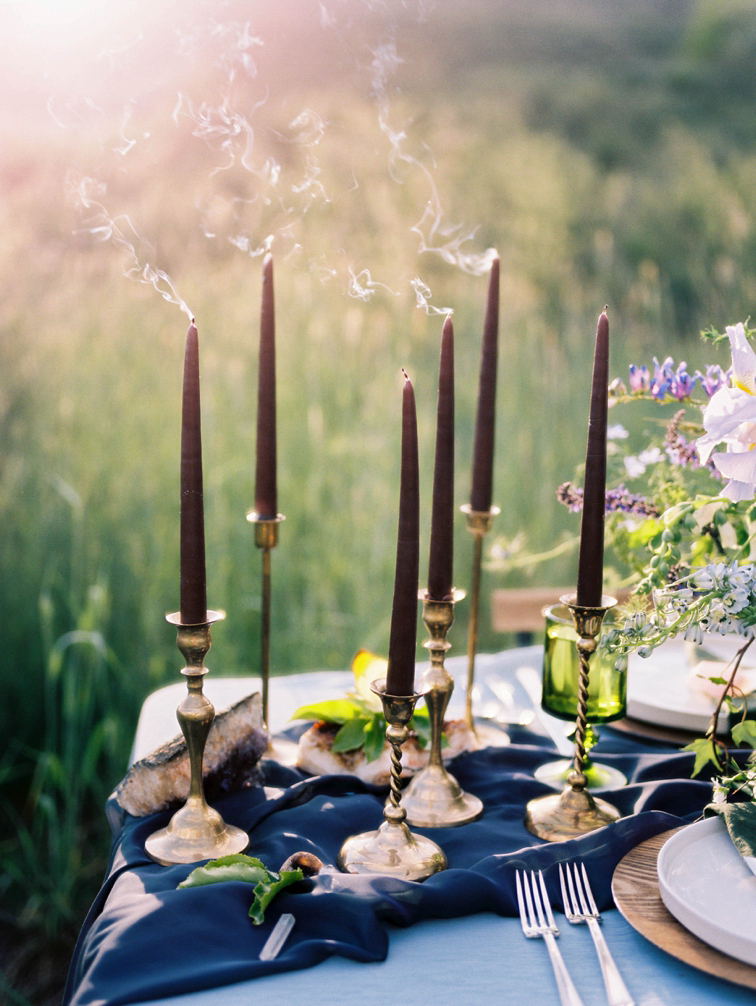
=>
[403,592,483,828]
[145,802,250,867]
[145,611,249,866]
[337,682,447,881]
[523,779,621,842]
[523,595,622,842]
[461,503,500,732]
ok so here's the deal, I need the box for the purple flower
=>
[665,409,721,478]
[628,364,650,393]
[696,364,730,398]
[671,361,697,400]
[651,356,674,399]
[556,482,659,517]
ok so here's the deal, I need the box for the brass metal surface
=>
[337,682,447,880]
[403,592,483,828]
[246,511,285,733]
[525,595,623,842]
[461,503,500,730]
[145,611,249,865]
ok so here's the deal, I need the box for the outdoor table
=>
[63,647,756,1006]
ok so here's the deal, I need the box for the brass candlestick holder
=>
[524,594,622,842]
[145,610,249,865]
[246,511,285,736]
[402,591,483,828]
[461,503,500,730]
[338,681,448,880]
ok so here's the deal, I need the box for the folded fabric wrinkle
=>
[65,734,713,1006]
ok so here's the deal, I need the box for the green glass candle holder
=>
[537,603,627,790]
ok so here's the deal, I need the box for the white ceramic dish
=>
[627,637,756,732]
[657,816,756,966]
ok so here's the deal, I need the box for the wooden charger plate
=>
[612,828,756,989]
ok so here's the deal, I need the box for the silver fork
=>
[559,863,635,1006]
[516,870,585,1006]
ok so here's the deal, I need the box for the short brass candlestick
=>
[338,681,448,880]
[145,610,249,865]
[461,503,500,730]
[246,511,285,734]
[525,594,621,842]
[403,590,483,827]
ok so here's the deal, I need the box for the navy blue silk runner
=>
[64,736,714,1006]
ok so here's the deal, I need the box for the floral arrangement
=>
[553,323,756,795]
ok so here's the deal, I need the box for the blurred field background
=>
[2,0,756,1000]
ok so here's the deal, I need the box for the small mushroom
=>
[279,851,324,877]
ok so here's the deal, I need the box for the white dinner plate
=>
[657,816,756,966]
[627,636,756,732]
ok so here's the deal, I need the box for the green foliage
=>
[178,854,303,925]
[684,737,722,777]
[290,695,430,761]
[732,721,756,749]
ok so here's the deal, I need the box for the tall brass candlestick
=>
[461,503,500,730]
[402,591,483,828]
[246,511,285,732]
[524,594,621,842]
[145,610,249,865]
[337,681,447,880]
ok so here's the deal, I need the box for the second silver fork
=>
[559,863,635,1006]
[516,869,585,1006]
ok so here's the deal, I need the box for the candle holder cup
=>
[337,681,447,880]
[524,595,622,842]
[461,503,500,731]
[402,590,483,827]
[145,610,249,865]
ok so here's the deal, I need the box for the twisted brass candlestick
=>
[402,590,483,828]
[145,610,249,865]
[461,503,500,730]
[524,594,621,842]
[338,681,448,880]
[246,511,285,735]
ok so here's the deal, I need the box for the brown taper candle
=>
[427,316,455,601]
[576,308,610,607]
[255,253,277,518]
[470,255,500,513]
[180,320,207,625]
[386,371,420,696]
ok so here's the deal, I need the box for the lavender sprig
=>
[557,481,660,517]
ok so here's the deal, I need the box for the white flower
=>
[697,323,756,500]
[607,424,629,440]
[684,622,704,644]
[624,456,647,477]
[623,446,664,478]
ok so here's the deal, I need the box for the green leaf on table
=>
[362,715,386,762]
[410,710,430,749]
[178,854,270,888]
[248,870,304,926]
[733,721,756,749]
[683,737,721,777]
[177,854,304,926]
[290,698,363,724]
[332,716,370,753]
